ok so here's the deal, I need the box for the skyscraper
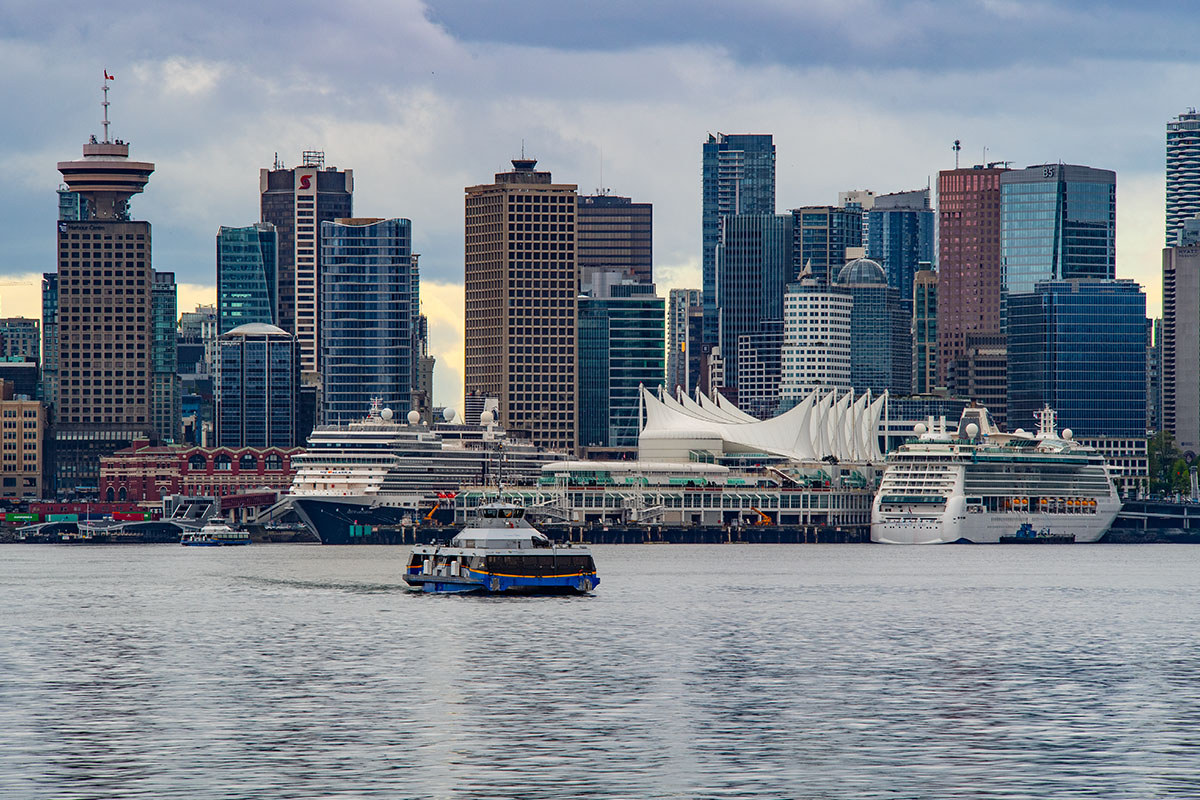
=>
[666,288,701,394]
[867,188,934,310]
[464,158,577,452]
[913,267,938,394]
[781,272,852,402]
[1007,280,1146,438]
[217,223,278,335]
[716,213,792,397]
[702,133,776,346]
[1000,164,1116,296]
[1167,109,1200,245]
[151,272,179,444]
[55,93,157,492]
[39,274,57,404]
[1162,219,1200,455]
[834,257,911,396]
[737,319,785,419]
[259,152,353,375]
[577,278,664,456]
[576,193,652,289]
[216,324,300,448]
[838,189,875,250]
[791,206,863,286]
[936,164,1008,388]
[320,218,417,424]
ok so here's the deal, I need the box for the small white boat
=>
[181,522,252,547]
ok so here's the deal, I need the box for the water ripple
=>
[0,543,1198,798]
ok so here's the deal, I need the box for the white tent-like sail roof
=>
[639,386,886,463]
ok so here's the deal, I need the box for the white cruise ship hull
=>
[872,504,1120,544]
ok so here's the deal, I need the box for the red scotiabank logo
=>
[298,175,312,190]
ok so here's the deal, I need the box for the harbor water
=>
[1,543,1198,799]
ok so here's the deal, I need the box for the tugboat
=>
[403,501,599,594]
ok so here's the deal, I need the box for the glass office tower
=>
[867,189,933,310]
[1007,279,1145,437]
[578,282,665,455]
[320,218,416,424]
[216,324,300,448]
[702,133,775,347]
[217,223,278,335]
[1000,164,1115,296]
[716,213,792,395]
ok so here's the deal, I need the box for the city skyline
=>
[0,1,1195,411]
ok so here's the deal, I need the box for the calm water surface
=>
[0,543,1198,799]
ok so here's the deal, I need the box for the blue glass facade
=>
[152,272,180,443]
[716,214,792,392]
[40,274,57,405]
[702,133,775,347]
[1001,165,1115,296]
[578,288,665,452]
[834,258,911,396]
[217,224,278,335]
[216,325,300,448]
[792,206,863,286]
[866,189,933,310]
[320,218,416,424]
[1007,280,1146,437]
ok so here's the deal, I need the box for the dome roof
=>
[222,323,292,338]
[835,257,886,285]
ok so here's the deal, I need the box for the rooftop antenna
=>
[521,139,525,159]
[101,68,114,143]
[983,145,988,165]
[273,152,285,170]
[952,139,961,169]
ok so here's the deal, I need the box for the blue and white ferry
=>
[403,502,599,594]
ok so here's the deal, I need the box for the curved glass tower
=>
[320,218,416,424]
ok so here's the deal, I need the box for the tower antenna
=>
[952,139,961,169]
[101,68,113,143]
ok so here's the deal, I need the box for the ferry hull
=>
[404,566,597,594]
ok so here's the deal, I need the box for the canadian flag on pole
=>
[104,70,114,80]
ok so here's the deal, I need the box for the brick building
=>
[99,442,301,502]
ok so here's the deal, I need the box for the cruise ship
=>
[280,401,565,544]
[872,405,1121,544]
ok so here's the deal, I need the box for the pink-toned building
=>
[936,165,1009,389]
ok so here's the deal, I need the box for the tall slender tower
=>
[702,134,775,348]
[936,164,1008,389]
[1167,110,1200,246]
[464,158,577,452]
[259,152,353,377]
[54,75,157,492]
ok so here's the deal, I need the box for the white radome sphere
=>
[480,410,495,426]
[1062,428,1073,440]
[914,422,928,435]
[1015,428,1027,436]
[965,422,979,438]
[443,407,455,423]
[380,407,394,421]
[407,410,421,425]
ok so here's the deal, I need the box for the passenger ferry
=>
[180,522,252,546]
[872,405,1121,544]
[404,501,599,594]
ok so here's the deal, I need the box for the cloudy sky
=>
[1,0,1192,410]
